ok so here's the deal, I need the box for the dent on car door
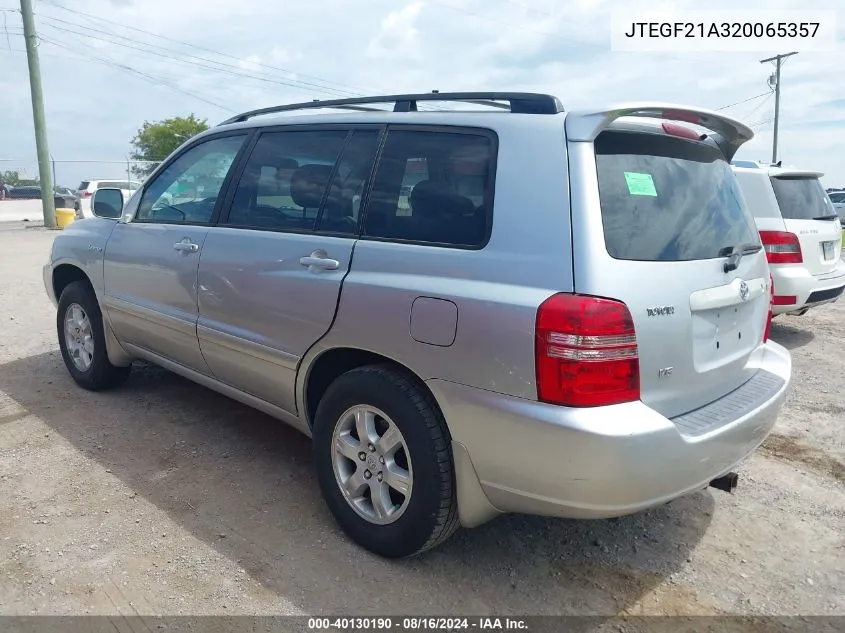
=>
[103,133,249,371]
[196,127,382,413]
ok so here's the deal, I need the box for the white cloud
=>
[238,54,262,73]
[366,1,425,60]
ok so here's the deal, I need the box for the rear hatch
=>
[584,127,770,418]
[769,175,842,272]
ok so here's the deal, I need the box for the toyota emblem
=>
[739,280,749,301]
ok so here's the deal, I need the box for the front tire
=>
[312,364,459,558]
[57,281,131,391]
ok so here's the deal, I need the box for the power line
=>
[740,93,774,122]
[40,35,237,112]
[715,91,772,111]
[36,17,359,99]
[38,0,376,97]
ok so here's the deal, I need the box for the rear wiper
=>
[718,243,763,273]
[813,214,840,221]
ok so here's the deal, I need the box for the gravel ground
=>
[0,222,842,618]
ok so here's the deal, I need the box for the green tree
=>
[1,170,30,187]
[129,114,209,177]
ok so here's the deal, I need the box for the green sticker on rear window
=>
[624,172,657,197]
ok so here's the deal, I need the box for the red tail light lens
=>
[82,191,92,198]
[763,273,774,343]
[535,293,640,407]
[759,230,802,264]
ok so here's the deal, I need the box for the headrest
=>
[290,164,333,209]
[409,180,474,218]
[274,157,299,170]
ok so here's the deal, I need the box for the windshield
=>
[595,131,759,261]
[770,176,835,220]
[828,191,845,204]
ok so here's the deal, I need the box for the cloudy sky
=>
[1,0,843,188]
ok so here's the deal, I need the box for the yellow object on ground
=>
[56,208,76,229]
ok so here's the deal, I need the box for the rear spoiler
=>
[564,103,754,162]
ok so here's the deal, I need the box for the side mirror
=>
[92,188,124,219]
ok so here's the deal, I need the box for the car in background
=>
[7,185,42,199]
[828,190,845,226]
[5,185,81,213]
[732,162,845,316]
[76,180,141,218]
[53,187,81,214]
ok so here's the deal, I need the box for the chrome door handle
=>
[300,250,339,270]
[173,240,199,253]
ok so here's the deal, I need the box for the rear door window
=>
[595,131,759,261]
[770,177,837,220]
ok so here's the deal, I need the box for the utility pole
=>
[20,0,56,228]
[760,51,798,165]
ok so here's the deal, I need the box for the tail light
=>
[82,191,92,198]
[759,230,802,264]
[763,273,774,343]
[535,293,640,407]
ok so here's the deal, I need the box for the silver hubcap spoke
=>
[331,405,413,525]
[383,463,411,496]
[354,408,378,446]
[63,303,94,372]
[369,481,393,519]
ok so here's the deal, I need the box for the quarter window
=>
[363,130,494,248]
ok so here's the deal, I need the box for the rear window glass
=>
[77,181,90,191]
[595,131,758,261]
[770,177,835,220]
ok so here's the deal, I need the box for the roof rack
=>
[217,91,564,126]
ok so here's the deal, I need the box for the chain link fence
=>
[1,159,162,193]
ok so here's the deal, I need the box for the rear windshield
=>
[595,131,758,262]
[77,181,90,191]
[770,177,836,220]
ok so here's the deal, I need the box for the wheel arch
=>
[52,263,92,301]
[52,264,132,368]
[301,346,441,432]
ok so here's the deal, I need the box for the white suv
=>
[732,162,845,316]
[828,190,845,226]
[76,180,140,218]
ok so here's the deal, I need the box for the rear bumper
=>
[771,260,845,315]
[429,341,791,527]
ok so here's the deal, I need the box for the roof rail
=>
[217,91,564,126]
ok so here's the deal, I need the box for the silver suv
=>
[43,92,792,558]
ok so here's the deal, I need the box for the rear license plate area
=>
[822,241,835,261]
[692,302,759,370]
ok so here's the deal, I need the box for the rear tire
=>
[57,281,131,391]
[312,364,459,558]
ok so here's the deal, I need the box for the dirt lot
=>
[0,222,842,618]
